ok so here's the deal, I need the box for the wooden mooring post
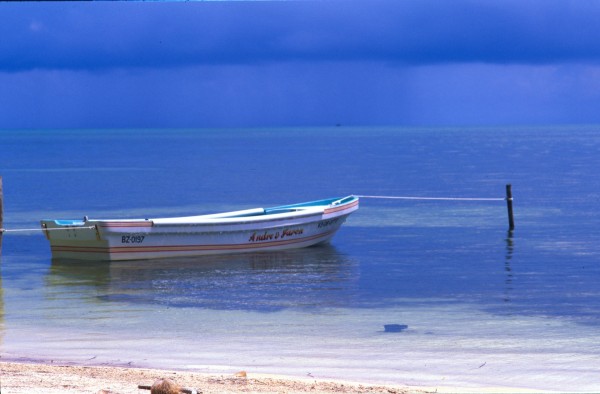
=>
[0,176,3,254]
[506,184,515,231]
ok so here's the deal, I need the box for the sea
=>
[1,126,600,392]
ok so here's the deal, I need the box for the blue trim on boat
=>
[266,196,356,212]
[54,220,85,226]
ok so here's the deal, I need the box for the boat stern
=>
[41,218,107,260]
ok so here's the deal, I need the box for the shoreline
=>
[0,361,418,394]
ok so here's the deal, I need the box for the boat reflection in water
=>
[48,244,359,312]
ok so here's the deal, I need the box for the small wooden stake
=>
[506,184,514,231]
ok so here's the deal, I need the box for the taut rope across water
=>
[354,195,506,201]
[355,183,515,231]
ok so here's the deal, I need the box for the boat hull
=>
[41,196,358,261]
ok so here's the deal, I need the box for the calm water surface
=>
[1,127,600,391]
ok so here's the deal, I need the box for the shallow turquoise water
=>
[1,126,600,390]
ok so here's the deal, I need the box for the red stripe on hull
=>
[324,200,359,214]
[51,228,338,255]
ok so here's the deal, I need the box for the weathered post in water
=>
[506,184,514,231]
[0,176,3,254]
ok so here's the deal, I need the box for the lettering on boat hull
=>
[318,218,340,228]
[121,235,146,244]
[248,228,305,243]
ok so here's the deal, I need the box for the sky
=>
[2,0,600,129]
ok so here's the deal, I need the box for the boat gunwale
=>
[150,205,326,226]
[42,196,359,229]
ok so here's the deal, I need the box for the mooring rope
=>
[0,225,96,233]
[0,194,510,234]
[354,194,507,201]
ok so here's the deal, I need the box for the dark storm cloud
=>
[3,1,600,129]
[2,0,600,73]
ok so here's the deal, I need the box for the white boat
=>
[40,196,359,261]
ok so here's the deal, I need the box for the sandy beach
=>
[0,361,417,394]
